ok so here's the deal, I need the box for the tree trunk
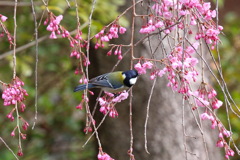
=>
[89,1,223,160]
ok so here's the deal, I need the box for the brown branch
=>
[0,22,88,60]
[0,1,41,6]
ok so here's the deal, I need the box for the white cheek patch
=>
[129,77,138,85]
[122,74,126,79]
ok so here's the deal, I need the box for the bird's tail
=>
[74,83,95,92]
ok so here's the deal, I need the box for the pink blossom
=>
[17,150,24,156]
[212,99,223,109]
[196,97,209,107]
[99,106,107,114]
[6,112,14,121]
[155,21,164,28]
[134,63,146,75]
[200,112,210,120]
[158,68,167,77]
[98,97,107,106]
[223,130,231,137]
[211,120,217,129]
[139,25,155,34]
[216,140,224,148]
[150,73,156,80]
[184,57,198,67]
[208,89,217,98]
[54,15,63,25]
[84,126,93,133]
[98,152,114,160]
[20,133,27,140]
[109,110,118,118]
[104,92,114,97]
[142,61,153,69]
[119,26,127,34]
[218,25,223,31]
[0,14,8,22]
[22,121,29,130]
[112,91,129,103]
[62,30,70,38]
[163,11,172,19]
[2,78,28,108]
[218,133,223,138]
[11,131,15,137]
[101,35,109,42]
[225,148,235,159]
[45,14,66,40]
[76,103,83,110]
[49,31,57,39]
[118,55,122,60]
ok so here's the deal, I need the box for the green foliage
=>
[215,11,240,160]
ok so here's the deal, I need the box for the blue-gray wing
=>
[89,73,114,88]
[89,72,123,89]
[74,83,95,92]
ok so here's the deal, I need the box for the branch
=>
[0,1,41,6]
[0,22,88,60]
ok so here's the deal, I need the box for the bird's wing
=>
[89,72,124,89]
[89,73,114,88]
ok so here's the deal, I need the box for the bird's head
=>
[122,70,139,87]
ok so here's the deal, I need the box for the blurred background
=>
[0,0,239,159]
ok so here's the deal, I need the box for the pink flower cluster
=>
[191,83,234,158]
[107,45,123,60]
[98,91,129,118]
[135,43,199,91]
[134,61,153,75]
[94,24,127,49]
[191,84,223,110]
[76,94,89,110]
[44,14,70,39]
[196,25,223,50]
[44,12,89,65]
[69,29,86,48]
[139,18,164,34]
[2,77,28,107]
[139,0,222,48]
[200,111,234,158]
[98,151,114,160]
[0,14,13,45]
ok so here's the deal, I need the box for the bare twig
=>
[0,23,88,60]
[0,137,19,160]
[128,1,137,159]
[0,1,41,6]
[144,78,157,154]
[31,0,39,130]
[84,0,103,149]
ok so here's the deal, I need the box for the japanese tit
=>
[74,70,138,93]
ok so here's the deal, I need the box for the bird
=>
[74,70,138,93]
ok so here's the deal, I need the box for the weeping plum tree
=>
[0,0,239,160]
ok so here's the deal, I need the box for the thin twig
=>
[0,137,19,160]
[82,110,109,148]
[13,0,23,154]
[144,78,157,154]
[85,0,103,148]
[0,1,41,6]
[0,23,88,60]
[65,0,71,8]
[128,1,136,159]
[31,0,39,130]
